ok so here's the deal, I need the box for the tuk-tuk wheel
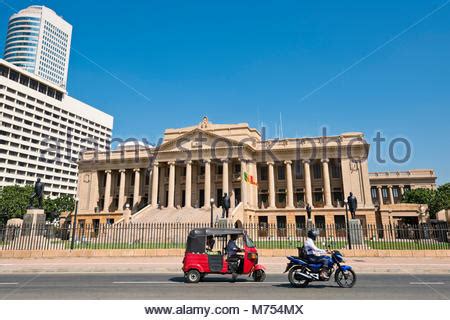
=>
[185,269,201,283]
[252,269,266,282]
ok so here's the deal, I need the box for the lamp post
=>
[70,197,79,250]
[210,198,215,227]
[344,199,352,250]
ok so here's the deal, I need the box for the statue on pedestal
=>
[347,192,358,220]
[28,178,45,209]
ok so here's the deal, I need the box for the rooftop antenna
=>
[279,112,284,139]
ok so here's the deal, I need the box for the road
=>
[0,273,448,300]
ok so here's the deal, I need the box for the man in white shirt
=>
[304,229,330,267]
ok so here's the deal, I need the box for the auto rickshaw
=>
[182,228,266,283]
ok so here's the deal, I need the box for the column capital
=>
[302,159,311,164]
[267,161,275,166]
[387,185,393,189]
[152,161,159,167]
[185,160,193,165]
[399,184,405,188]
[105,170,112,174]
[203,159,211,164]
[284,160,293,165]
[168,161,176,166]
[133,168,140,172]
[221,158,230,163]
[118,169,126,173]
[321,158,330,163]
[376,185,383,190]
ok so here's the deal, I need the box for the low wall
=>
[0,248,449,259]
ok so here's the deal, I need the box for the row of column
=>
[150,159,241,209]
[103,168,147,212]
[102,158,336,212]
[266,159,333,209]
[376,185,405,206]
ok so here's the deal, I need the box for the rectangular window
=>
[277,165,285,180]
[331,160,342,178]
[313,163,322,179]
[260,166,268,181]
[295,161,303,179]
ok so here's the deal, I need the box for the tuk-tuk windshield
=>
[244,235,256,248]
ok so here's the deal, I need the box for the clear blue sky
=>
[1,0,449,183]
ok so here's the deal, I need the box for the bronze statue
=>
[306,203,312,220]
[347,192,357,219]
[28,178,44,209]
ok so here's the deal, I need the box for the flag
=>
[243,172,257,185]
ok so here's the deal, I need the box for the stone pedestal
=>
[217,218,228,228]
[123,208,132,224]
[306,219,314,231]
[22,209,46,236]
[348,219,363,245]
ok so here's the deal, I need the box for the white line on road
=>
[112,281,284,285]
[409,282,445,285]
[0,282,19,285]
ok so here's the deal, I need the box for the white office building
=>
[0,59,113,197]
[3,5,72,88]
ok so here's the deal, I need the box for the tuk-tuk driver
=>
[226,234,243,274]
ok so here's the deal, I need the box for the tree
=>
[44,195,75,221]
[402,184,450,219]
[0,185,75,223]
[0,185,33,223]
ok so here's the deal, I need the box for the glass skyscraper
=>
[3,5,72,88]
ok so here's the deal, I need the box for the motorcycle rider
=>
[304,229,331,279]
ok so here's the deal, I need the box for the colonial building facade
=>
[76,118,436,228]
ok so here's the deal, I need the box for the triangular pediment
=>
[156,128,255,153]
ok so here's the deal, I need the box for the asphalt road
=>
[0,273,448,300]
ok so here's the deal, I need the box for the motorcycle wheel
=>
[252,269,266,282]
[335,269,356,288]
[185,270,201,283]
[288,267,310,288]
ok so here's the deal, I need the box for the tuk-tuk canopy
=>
[186,228,245,253]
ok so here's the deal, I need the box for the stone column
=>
[322,159,332,208]
[268,162,276,209]
[118,169,126,211]
[399,185,405,199]
[285,160,294,209]
[377,186,383,206]
[147,169,152,205]
[222,159,229,196]
[167,161,176,208]
[303,160,313,207]
[151,162,159,207]
[103,170,112,212]
[240,160,247,206]
[185,160,192,208]
[204,160,211,209]
[388,185,395,205]
[133,168,141,210]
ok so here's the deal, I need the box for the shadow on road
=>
[273,283,340,289]
[169,276,253,283]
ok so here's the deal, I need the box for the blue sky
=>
[1,0,449,183]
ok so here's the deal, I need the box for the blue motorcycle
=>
[284,250,356,288]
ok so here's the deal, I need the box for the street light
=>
[70,196,79,250]
[210,198,215,227]
[344,199,352,250]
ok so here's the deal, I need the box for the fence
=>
[0,222,449,251]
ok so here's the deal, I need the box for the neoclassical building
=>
[76,118,437,229]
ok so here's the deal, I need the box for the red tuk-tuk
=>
[182,228,266,283]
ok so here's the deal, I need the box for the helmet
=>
[307,229,319,241]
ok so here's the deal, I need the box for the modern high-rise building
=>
[0,59,113,197]
[3,5,72,88]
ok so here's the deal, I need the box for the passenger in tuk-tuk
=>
[206,235,215,252]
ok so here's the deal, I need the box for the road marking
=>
[409,282,445,285]
[0,282,19,285]
[112,281,284,285]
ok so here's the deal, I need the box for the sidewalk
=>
[1,256,449,274]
